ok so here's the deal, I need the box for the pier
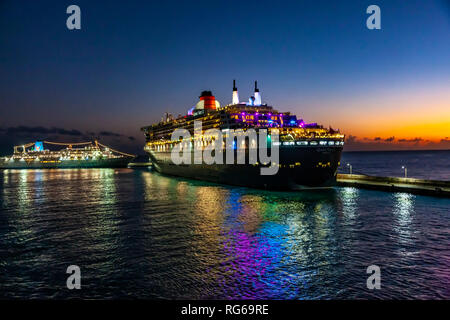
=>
[337,174,450,197]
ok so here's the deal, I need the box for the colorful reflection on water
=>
[0,169,449,299]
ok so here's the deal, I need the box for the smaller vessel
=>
[0,141,135,169]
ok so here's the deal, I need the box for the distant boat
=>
[0,140,135,169]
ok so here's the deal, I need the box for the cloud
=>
[99,131,122,137]
[398,137,423,143]
[0,126,136,141]
[346,135,358,144]
[342,135,450,151]
[3,126,83,136]
[98,131,139,143]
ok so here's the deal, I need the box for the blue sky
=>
[0,0,449,153]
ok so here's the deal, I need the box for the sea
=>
[0,150,449,299]
[339,150,450,180]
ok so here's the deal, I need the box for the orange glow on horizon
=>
[293,83,450,147]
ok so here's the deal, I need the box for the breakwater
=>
[337,173,450,197]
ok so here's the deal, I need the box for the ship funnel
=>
[254,81,261,106]
[195,90,220,110]
[232,79,239,105]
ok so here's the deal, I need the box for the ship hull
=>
[147,146,343,190]
[0,158,132,169]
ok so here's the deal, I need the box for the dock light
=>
[346,163,352,175]
[402,166,407,178]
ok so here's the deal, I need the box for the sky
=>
[0,0,449,154]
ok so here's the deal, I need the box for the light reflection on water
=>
[0,169,449,299]
[393,193,415,246]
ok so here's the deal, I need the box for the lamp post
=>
[346,163,352,175]
[402,166,407,178]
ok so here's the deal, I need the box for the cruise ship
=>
[141,81,345,190]
[0,141,135,169]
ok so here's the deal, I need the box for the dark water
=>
[0,159,449,299]
[340,150,450,181]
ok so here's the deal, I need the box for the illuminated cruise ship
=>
[0,141,135,169]
[141,81,345,189]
